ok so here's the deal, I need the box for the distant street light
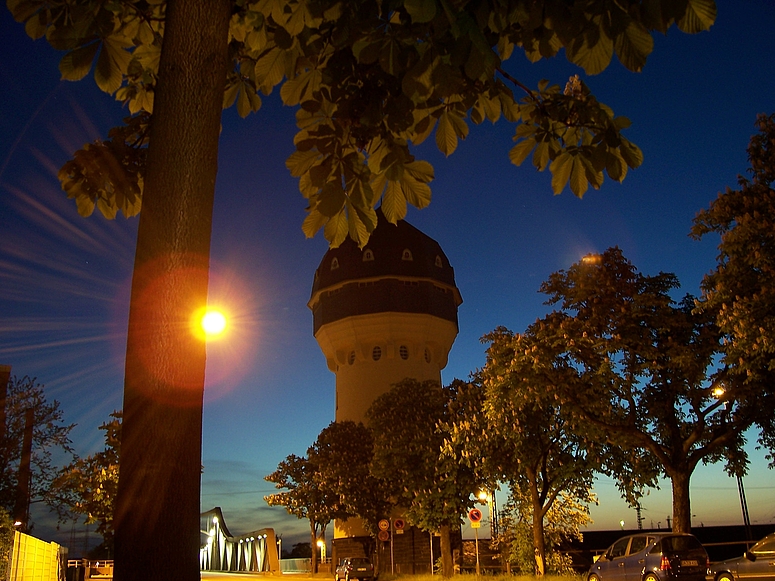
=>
[317,538,326,563]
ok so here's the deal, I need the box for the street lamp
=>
[317,539,326,564]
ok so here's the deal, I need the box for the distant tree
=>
[0,375,74,527]
[448,344,601,576]
[265,453,340,574]
[48,412,121,557]
[691,113,775,458]
[367,379,483,577]
[518,248,755,533]
[6,1,717,578]
[287,542,312,559]
[497,489,592,575]
[0,507,14,579]
[309,421,392,549]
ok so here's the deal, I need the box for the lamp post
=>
[317,539,326,564]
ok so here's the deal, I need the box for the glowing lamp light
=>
[192,307,228,341]
[202,310,227,336]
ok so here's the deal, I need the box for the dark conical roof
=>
[308,210,462,335]
[310,210,457,296]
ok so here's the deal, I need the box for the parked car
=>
[588,533,709,581]
[335,557,375,581]
[708,532,775,581]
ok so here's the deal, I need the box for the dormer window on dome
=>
[435,255,443,268]
[330,257,339,270]
[402,249,413,261]
[363,249,374,261]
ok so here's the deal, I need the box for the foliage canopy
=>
[0,375,74,523]
[691,113,775,460]
[48,411,121,557]
[8,0,717,247]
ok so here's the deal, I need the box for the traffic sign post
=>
[468,509,482,575]
[393,518,405,535]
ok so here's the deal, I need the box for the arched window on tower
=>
[372,346,382,361]
[402,249,413,261]
[363,249,374,261]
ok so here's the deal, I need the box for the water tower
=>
[308,209,462,564]
[309,210,462,423]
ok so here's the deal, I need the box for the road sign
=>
[393,518,405,530]
[378,530,389,541]
[468,508,483,523]
[471,521,481,529]
[378,519,390,531]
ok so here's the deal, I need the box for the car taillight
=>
[660,556,672,571]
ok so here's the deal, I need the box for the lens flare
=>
[201,310,227,337]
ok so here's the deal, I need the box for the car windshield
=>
[661,536,703,552]
[350,558,370,566]
[752,537,775,554]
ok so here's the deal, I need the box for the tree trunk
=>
[440,523,453,577]
[112,1,230,580]
[310,521,319,573]
[670,469,692,533]
[532,489,547,576]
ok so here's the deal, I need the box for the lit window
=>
[363,249,374,261]
[331,257,339,270]
[372,346,382,361]
[399,345,409,360]
[402,249,413,261]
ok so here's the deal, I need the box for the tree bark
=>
[112,1,230,580]
[670,469,692,533]
[440,523,453,577]
[310,521,319,573]
[531,481,547,576]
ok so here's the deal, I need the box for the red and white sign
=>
[468,508,483,523]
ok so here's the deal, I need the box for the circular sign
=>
[378,519,390,531]
[378,530,390,541]
[468,508,483,523]
[393,518,405,530]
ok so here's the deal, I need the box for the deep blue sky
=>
[1,1,774,552]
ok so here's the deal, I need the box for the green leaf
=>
[317,182,346,217]
[236,83,262,117]
[404,0,437,23]
[509,137,536,167]
[533,140,550,171]
[400,174,432,209]
[614,20,653,72]
[550,152,573,194]
[382,180,408,223]
[569,155,589,198]
[679,0,717,33]
[95,37,133,94]
[435,111,457,155]
[59,43,99,82]
[619,139,644,169]
[302,208,328,239]
[569,27,613,75]
[255,46,286,89]
[324,209,348,248]
[404,160,434,183]
[287,149,322,178]
[347,202,371,248]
